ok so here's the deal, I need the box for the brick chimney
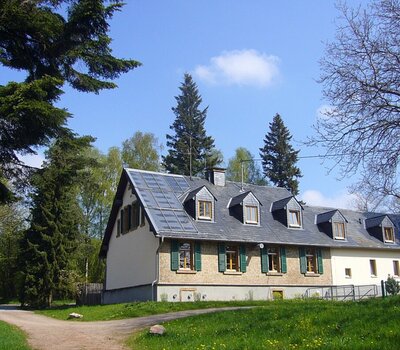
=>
[206,168,226,186]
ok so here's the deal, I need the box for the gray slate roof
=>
[100,169,400,256]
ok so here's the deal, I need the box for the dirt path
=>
[0,305,249,350]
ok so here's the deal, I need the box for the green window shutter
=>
[260,246,269,273]
[194,242,202,271]
[317,248,324,274]
[120,209,124,234]
[171,240,179,271]
[280,247,287,273]
[240,245,247,273]
[299,247,306,274]
[134,203,140,228]
[218,243,226,272]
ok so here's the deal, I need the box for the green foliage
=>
[0,321,31,350]
[18,133,94,308]
[121,131,161,171]
[0,0,140,203]
[226,147,266,185]
[0,204,26,301]
[131,296,400,350]
[163,73,222,176]
[259,114,302,195]
[386,276,400,296]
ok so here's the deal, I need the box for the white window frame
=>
[333,221,346,240]
[244,205,259,225]
[197,200,213,221]
[288,209,301,228]
[383,226,394,243]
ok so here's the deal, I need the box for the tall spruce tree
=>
[163,73,221,176]
[19,133,94,308]
[259,114,302,195]
[0,0,140,203]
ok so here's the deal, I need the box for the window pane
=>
[334,222,345,239]
[384,227,394,242]
[179,242,193,269]
[288,210,300,226]
[267,247,280,272]
[370,259,377,276]
[394,261,399,276]
[226,245,238,271]
[198,200,212,220]
[245,206,258,224]
[305,248,316,273]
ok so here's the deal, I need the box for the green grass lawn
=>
[128,296,400,350]
[36,300,267,321]
[0,321,31,350]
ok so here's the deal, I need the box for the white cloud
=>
[299,189,358,210]
[194,49,280,87]
[18,153,45,169]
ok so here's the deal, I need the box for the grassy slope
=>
[129,296,400,350]
[0,321,31,350]
[36,300,267,321]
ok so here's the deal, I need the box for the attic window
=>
[245,205,258,225]
[384,227,394,243]
[288,209,301,228]
[333,222,346,240]
[198,200,212,221]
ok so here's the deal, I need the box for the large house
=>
[100,168,400,303]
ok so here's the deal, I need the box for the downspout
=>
[152,236,164,301]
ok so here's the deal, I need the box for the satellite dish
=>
[258,243,264,249]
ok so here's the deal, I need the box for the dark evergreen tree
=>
[19,133,94,308]
[163,73,221,176]
[0,0,140,203]
[259,114,302,195]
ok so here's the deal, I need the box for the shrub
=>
[386,276,400,296]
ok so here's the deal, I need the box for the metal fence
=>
[76,283,103,306]
[304,284,378,301]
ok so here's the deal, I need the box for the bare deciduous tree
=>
[311,0,400,201]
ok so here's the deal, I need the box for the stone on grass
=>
[149,324,166,335]
[68,312,83,319]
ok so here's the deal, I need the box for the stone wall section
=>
[159,240,332,286]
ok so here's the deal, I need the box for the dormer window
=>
[198,200,213,221]
[229,191,261,226]
[333,222,346,240]
[245,205,259,225]
[184,186,216,222]
[288,209,301,227]
[384,227,394,243]
[316,210,348,240]
[365,215,396,244]
[271,196,303,229]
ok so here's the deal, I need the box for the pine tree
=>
[259,114,302,195]
[0,0,140,203]
[163,73,221,176]
[19,133,94,308]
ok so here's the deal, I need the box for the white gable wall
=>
[331,248,400,286]
[105,183,159,290]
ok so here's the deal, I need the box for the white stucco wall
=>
[331,248,400,286]
[105,184,159,290]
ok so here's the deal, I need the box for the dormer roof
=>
[184,185,216,203]
[316,209,348,225]
[228,191,262,208]
[271,196,303,212]
[365,214,395,229]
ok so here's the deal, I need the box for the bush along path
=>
[0,305,250,350]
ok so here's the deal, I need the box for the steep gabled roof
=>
[365,214,395,229]
[100,168,400,258]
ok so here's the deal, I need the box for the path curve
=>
[0,305,251,350]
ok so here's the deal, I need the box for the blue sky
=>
[1,0,366,209]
